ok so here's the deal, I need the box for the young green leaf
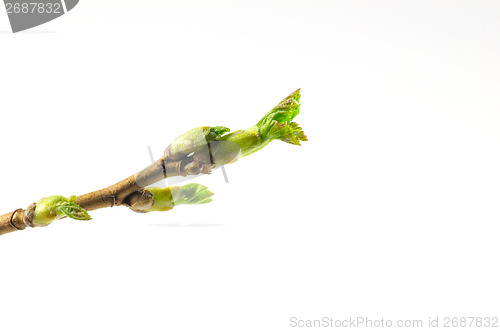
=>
[55,202,92,221]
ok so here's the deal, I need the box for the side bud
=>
[137,184,214,212]
[30,195,91,226]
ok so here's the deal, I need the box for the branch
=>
[0,89,307,236]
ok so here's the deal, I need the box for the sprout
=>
[144,184,214,212]
[216,88,307,162]
[31,195,91,226]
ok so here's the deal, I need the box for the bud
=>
[165,126,230,161]
[128,190,155,213]
[31,195,91,226]
[141,184,214,212]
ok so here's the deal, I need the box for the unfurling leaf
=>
[32,195,91,226]
[55,202,92,221]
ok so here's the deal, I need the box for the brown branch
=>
[0,152,212,236]
[0,209,28,236]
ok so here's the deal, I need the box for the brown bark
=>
[0,209,27,236]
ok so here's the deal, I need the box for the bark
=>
[0,209,27,236]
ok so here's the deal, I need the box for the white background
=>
[1,1,499,330]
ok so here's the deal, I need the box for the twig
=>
[0,89,307,236]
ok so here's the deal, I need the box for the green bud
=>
[166,126,230,160]
[32,195,91,226]
[143,184,214,212]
